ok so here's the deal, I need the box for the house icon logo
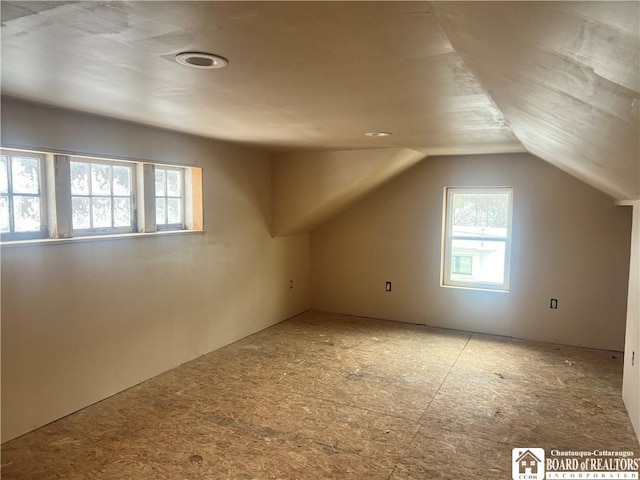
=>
[512,448,545,480]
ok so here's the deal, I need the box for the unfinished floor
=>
[2,311,638,479]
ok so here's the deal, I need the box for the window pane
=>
[452,255,473,275]
[70,162,90,195]
[166,170,181,197]
[167,198,181,224]
[72,197,91,229]
[451,193,509,238]
[0,195,9,232]
[450,239,505,285]
[112,166,131,195]
[91,163,112,195]
[12,157,40,194]
[92,197,112,228]
[156,197,166,225]
[155,169,166,196]
[0,157,8,194]
[13,195,41,232]
[113,198,131,227]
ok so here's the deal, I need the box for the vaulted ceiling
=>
[1,1,638,199]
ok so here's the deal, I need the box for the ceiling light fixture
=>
[175,52,228,69]
[365,131,392,137]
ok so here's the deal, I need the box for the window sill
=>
[440,283,510,294]
[0,229,205,248]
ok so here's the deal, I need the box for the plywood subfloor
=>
[2,311,638,479]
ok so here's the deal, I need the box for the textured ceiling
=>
[0,1,520,153]
[1,1,638,199]
[433,1,640,199]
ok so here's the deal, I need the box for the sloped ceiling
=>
[433,1,640,200]
[1,1,638,200]
[272,148,427,236]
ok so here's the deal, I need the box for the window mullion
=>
[450,235,508,242]
[7,158,15,233]
[137,163,155,233]
[48,155,72,238]
[88,163,94,229]
[180,170,185,227]
[162,172,167,225]
[7,194,13,230]
[109,165,115,228]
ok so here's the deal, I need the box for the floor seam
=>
[416,334,472,424]
[452,333,473,367]
[386,424,425,480]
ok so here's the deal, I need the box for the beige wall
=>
[1,99,311,442]
[312,152,631,351]
[273,149,401,235]
[272,148,426,236]
[623,200,640,443]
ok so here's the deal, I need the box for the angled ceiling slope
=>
[273,148,427,236]
[433,1,640,200]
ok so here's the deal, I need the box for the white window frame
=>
[441,187,513,292]
[0,147,204,245]
[0,149,48,241]
[154,165,185,231]
[69,157,137,236]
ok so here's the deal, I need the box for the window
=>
[0,147,203,244]
[442,187,513,291]
[70,159,135,234]
[0,150,46,240]
[452,255,473,275]
[155,167,183,229]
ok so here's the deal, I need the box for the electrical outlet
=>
[385,281,392,292]
[289,280,293,289]
[550,298,558,309]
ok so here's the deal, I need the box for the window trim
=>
[441,186,514,292]
[0,229,205,248]
[0,147,204,245]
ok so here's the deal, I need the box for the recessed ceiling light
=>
[175,52,228,69]
[365,131,392,137]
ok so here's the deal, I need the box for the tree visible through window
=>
[0,148,202,243]
[0,151,46,239]
[155,167,183,229]
[70,159,134,233]
[442,187,513,291]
